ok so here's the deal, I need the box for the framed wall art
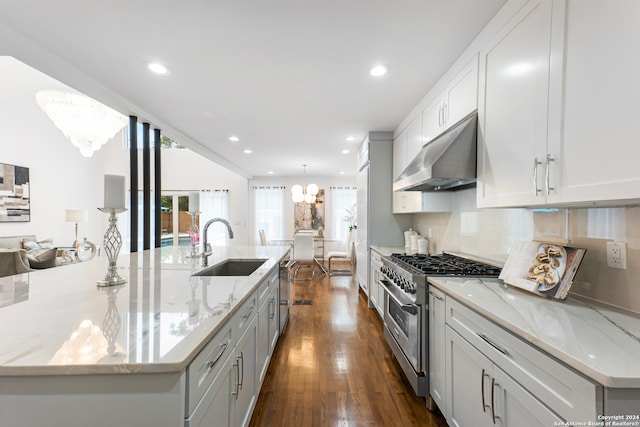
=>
[0,162,30,222]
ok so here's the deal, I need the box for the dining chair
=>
[327,230,354,276]
[291,233,315,281]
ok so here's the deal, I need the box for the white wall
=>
[0,57,128,247]
[414,188,640,314]
[161,148,249,245]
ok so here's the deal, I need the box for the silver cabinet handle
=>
[533,157,542,196]
[491,378,500,424]
[269,297,275,320]
[242,304,255,320]
[442,103,448,126]
[478,333,508,356]
[545,153,555,195]
[428,290,443,301]
[438,105,443,127]
[238,351,244,390]
[481,368,491,413]
[206,342,228,369]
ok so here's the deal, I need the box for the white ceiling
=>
[0,0,506,178]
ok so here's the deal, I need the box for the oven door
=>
[381,280,421,373]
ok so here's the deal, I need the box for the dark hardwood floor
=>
[249,265,449,427]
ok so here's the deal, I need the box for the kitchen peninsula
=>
[0,245,290,427]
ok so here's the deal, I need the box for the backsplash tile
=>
[414,189,640,313]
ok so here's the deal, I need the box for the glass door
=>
[161,194,196,247]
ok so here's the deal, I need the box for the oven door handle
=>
[381,279,419,315]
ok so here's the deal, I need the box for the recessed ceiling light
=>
[229,136,240,142]
[147,62,170,76]
[243,149,252,154]
[268,171,274,175]
[370,65,388,77]
[340,171,345,175]
[341,149,350,154]
[345,136,356,142]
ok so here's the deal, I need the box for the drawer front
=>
[445,297,600,422]
[186,324,233,416]
[236,291,257,338]
[257,270,277,308]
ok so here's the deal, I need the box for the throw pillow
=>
[22,238,54,251]
[26,247,58,269]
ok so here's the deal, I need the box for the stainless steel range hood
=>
[393,111,477,192]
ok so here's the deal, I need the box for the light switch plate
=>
[606,242,627,270]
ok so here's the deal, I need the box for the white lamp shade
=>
[306,183,319,196]
[65,209,88,223]
[291,184,303,195]
[292,192,304,203]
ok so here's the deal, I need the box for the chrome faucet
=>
[201,218,234,266]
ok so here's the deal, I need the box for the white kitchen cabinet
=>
[423,56,479,145]
[369,249,384,318]
[445,326,563,427]
[186,352,234,427]
[427,286,446,415]
[234,316,257,427]
[257,270,279,387]
[477,0,562,208]
[445,296,599,424]
[356,133,412,297]
[392,116,422,182]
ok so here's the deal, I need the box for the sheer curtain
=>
[330,187,357,243]
[253,186,285,244]
[199,190,230,246]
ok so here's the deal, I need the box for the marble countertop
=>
[429,277,640,388]
[0,245,289,376]
[370,246,406,256]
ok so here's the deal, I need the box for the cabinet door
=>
[267,285,279,355]
[406,116,423,164]
[185,353,234,427]
[234,318,257,427]
[355,166,368,294]
[428,287,446,415]
[422,93,445,144]
[444,55,479,127]
[257,298,270,386]
[477,0,554,208]
[548,0,640,205]
[492,366,564,426]
[392,129,408,181]
[446,326,492,427]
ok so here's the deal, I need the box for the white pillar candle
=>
[189,192,200,213]
[104,175,125,209]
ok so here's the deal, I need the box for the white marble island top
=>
[0,245,289,376]
[429,277,640,388]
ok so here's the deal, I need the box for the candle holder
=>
[97,207,127,287]
[186,211,200,258]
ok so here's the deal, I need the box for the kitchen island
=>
[0,245,290,427]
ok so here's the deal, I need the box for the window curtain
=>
[199,190,230,246]
[330,186,357,243]
[253,186,285,244]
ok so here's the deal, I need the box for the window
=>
[199,190,230,246]
[253,186,285,244]
[330,187,357,243]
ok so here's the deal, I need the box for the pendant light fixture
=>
[291,164,319,204]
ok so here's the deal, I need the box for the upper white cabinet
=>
[392,116,422,181]
[476,0,561,208]
[478,0,640,207]
[423,56,479,145]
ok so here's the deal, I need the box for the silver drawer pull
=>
[533,157,543,195]
[491,378,500,424]
[206,342,228,369]
[478,333,508,356]
[481,368,490,413]
[242,304,255,320]
[428,290,443,301]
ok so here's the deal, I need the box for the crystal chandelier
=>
[291,164,319,203]
[36,90,128,157]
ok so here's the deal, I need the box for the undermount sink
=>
[193,259,268,277]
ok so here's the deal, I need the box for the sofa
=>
[0,235,64,278]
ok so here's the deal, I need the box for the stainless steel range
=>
[379,252,501,397]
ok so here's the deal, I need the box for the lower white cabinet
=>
[257,271,279,387]
[369,249,384,317]
[445,326,562,427]
[428,286,446,414]
[234,316,257,427]
[186,352,234,427]
[444,296,599,426]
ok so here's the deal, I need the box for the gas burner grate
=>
[390,253,501,277]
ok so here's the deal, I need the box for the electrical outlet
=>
[606,242,627,270]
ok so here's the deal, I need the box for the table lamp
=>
[65,209,89,248]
